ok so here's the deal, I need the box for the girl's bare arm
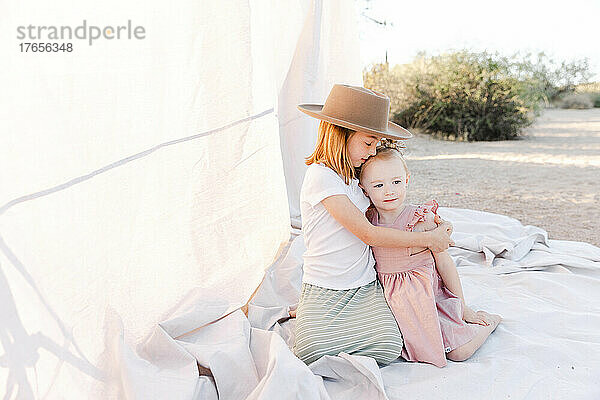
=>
[321,195,454,251]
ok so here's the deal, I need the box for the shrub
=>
[365,51,539,141]
[558,93,594,109]
[364,50,594,141]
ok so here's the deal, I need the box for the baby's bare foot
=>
[464,307,493,326]
[467,309,502,328]
[481,312,502,330]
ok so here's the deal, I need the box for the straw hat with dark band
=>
[297,84,413,140]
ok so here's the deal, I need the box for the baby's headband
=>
[377,138,406,153]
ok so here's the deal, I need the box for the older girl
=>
[292,84,454,366]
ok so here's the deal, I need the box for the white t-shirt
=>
[300,163,376,290]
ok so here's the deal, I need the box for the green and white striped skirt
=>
[292,279,404,366]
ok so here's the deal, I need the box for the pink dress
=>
[367,200,477,367]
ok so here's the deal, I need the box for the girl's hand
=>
[434,214,453,235]
[427,222,454,252]
[463,307,492,326]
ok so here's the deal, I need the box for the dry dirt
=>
[402,108,600,246]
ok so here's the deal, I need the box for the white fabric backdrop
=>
[0,0,361,398]
[275,1,363,228]
[3,0,600,399]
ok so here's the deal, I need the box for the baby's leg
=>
[433,251,466,306]
[434,248,503,361]
[413,212,503,361]
[446,313,502,362]
[435,251,497,326]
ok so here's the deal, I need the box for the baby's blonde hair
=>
[359,139,409,182]
[305,120,358,184]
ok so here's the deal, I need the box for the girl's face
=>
[347,131,381,167]
[359,156,410,212]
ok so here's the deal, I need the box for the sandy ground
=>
[402,108,600,246]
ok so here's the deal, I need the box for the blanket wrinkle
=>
[309,353,390,400]
[111,207,600,399]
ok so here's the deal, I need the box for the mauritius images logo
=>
[16,20,146,46]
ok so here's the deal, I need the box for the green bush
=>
[364,50,593,141]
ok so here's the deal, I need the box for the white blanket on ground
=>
[122,207,600,399]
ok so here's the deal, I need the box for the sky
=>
[357,0,600,81]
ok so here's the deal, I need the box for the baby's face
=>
[359,156,409,212]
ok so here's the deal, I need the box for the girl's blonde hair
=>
[358,139,408,182]
[305,120,357,184]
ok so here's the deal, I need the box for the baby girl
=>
[359,142,501,367]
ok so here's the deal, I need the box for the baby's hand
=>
[463,306,493,326]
